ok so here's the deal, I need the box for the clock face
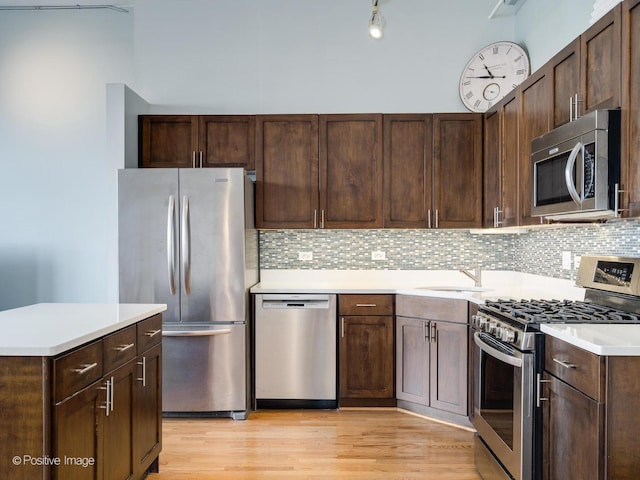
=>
[459,41,530,113]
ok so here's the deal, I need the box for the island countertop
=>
[0,303,167,356]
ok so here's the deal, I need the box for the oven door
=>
[473,331,535,480]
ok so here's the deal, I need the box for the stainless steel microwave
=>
[531,109,620,221]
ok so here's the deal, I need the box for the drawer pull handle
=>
[145,329,162,338]
[552,358,577,369]
[114,343,135,352]
[355,303,377,307]
[73,362,98,375]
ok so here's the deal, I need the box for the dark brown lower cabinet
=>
[53,380,103,480]
[1,314,162,480]
[395,296,468,424]
[133,343,162,477]
[541,373,604,480]
[542,335,640,480]
[339,316,395,405]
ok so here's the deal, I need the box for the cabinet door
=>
[501,93,520,226]
[581,4,622,114]
[102,362,135,480]
[549,38,581,129]
[433,113,483,228]
[198,116,255,169]
[255,115,319,228]
[383,114,433,228]
[320,114,383,228]
[396,317,429,404]
[483,109,501,228]
[133,343,162,477]
[622,0,640,216]
[339,316,394,400]
[53,381,103,480]
[429,321,467,415]
[139,115,198,168]
[541,373,605,480]
[519,69,550,225]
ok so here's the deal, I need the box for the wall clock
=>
[459,41,530,113]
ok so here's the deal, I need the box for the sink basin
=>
[416,285,493,293]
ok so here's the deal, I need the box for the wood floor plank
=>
[148,409,481,479]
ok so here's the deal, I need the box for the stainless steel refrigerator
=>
[118,167,258,419]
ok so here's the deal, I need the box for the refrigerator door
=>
[118,169,180,324]
[162,324,247,414]
[178,168,247,324]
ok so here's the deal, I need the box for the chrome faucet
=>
[460,266,482,287]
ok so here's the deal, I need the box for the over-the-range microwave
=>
[531,109,621,221]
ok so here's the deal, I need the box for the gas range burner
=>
[482,299,640,325]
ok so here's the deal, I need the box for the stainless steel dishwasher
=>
[255,293,337,409]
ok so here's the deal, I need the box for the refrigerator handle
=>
[162,329,232,337]
[181,195,191,295]
[167,195,176,295]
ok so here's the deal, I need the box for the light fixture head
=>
[368,0,385,39]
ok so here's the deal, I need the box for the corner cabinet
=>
[338,294,395,406]
[483,91,520,228]
[541,335,640,479]
[396,295,469,424]
[1,313,162,480]
[139,115,255,169]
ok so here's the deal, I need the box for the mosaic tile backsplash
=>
[259,219,640,280]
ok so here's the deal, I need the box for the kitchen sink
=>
[416,285,493,293]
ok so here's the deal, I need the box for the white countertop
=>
[540,323,640,356]
[0,303,167,356]
[251,270,586,304]
[251,269,640,356]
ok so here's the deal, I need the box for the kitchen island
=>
[0,303,166,480]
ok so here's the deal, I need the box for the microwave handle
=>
[565,142,583,205]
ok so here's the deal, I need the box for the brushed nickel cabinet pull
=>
[552,358,577,369]
[73,362,98,375]
[137,357,146,387]
[145,329,162,338]
[114,343,135,352]
[355,303,377,307]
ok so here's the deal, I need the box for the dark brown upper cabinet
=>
[549,5,622,129]
[139,115,255,170]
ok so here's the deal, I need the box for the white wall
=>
[0,9,133,309]
[514,0,593,71]
[0,0,603,309]
[134,0,514,113]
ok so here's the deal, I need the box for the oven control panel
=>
[472,313,536,351]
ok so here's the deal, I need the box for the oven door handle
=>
[565,141,583,205]
[474,332,522,368]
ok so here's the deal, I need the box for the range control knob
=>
[488,321,498,334]
[501,328,516,343]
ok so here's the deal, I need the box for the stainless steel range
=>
[471,255,640,480]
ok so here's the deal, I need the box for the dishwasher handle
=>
[260,294,334,309]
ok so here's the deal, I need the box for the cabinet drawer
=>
[103,325,137,373]
[137,314,163,354]
[54,340,103,403]
[545,335,604,401]
[396,295,468,323]
[339,294,394,316]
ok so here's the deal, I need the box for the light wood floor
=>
[148,408,482,479]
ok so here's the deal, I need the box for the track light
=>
[368,0,385,39]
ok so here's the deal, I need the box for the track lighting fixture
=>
[368,0,385,39]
